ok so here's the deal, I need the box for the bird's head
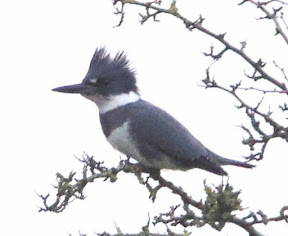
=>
[53,47,139,103]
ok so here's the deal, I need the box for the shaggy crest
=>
[84,47,138,95]
[89,47,135,76]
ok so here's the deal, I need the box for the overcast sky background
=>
[1,0,288,235]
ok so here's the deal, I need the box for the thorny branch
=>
[239,0,288,44]
[112,0,288,161]
[202,69,288,160]
[39,154,288,236]
[113,0,287,89]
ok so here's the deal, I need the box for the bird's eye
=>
[85,77,109,87]
[89,78,97,84]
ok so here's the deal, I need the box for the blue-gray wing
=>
[130,101,224,171]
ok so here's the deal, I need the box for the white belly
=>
[106,122,150,165]
[106,122,181,169]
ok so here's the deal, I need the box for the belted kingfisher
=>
[53,47,254,176]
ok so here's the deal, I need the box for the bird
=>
[52,47,255,176]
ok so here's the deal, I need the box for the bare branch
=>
[113,0,288,92]
[39,155,287,235]
[242,0,288,44]
[201,65,287,160]
[273,60,288,82]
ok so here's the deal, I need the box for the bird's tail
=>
[218,156,255,169]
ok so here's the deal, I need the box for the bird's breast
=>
[106,121,184,170]
[106,121,150,165]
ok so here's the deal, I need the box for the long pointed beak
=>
[52,83,94,94]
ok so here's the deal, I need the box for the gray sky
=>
[1,0,287,235]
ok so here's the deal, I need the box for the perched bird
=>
[53,47,254,176]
